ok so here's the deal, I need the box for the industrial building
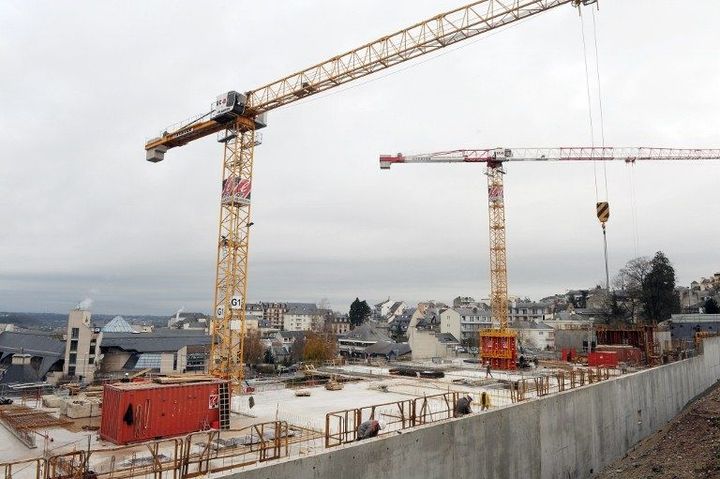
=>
[0,330,65,384]
[58,308,212,382]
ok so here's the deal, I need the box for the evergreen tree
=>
[263,348,275,364]
[348,298,372,328]
[641,251,681,322]
[704,298,720,314]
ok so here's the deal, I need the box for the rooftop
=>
[0,330,65,358]
[101,316,135,333]
[343,323,391,342]
[102,329,211,353]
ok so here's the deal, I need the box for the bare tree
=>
[243,331,265,365]
[614,256,652,322]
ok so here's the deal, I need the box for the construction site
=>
[0,331,715,479]
[2,0,719,478]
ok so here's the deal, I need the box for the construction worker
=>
[454,394,473,417]
[481,392,491,411]
[357,419,383,440]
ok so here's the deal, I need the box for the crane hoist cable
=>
[591,7,609,199]
[579,4,611,291]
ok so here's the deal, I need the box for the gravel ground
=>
[596,381,720,479]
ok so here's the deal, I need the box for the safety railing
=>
[0,422,295,479]
[325,392,461,448]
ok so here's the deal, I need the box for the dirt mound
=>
[596,381,720,479]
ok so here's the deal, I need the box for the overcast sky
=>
[1,0,719,315]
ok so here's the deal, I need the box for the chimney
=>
[11,353,32,366]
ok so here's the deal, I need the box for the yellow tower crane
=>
[380,147,720,369]
[145,0,596,390]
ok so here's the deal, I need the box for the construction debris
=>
[324,377,343,391]
[0,405,71,430]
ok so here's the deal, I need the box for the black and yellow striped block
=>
[596,201,610,223]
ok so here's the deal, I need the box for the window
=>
[69,353,77,364]
[71,327,79,339]
[70,340,77,352]
[88,357,94,365]
[68,366,76,376]
[135,353,162,369]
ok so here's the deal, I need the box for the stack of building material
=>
[41,394,65,408]
[65,398,101,419]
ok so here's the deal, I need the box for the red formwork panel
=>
[588,351,618,368]
[480,331,517,370]
[596,345,642,365]
[100,380,226,445]
[561,348,575,361]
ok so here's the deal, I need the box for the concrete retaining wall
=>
[232,337,720,479]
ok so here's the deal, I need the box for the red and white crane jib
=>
[379,147,720,169]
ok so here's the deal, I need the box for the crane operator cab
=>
[211,91,247,123]
[211,91,268,129]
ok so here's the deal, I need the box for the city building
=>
[373,299,394,320]
[512,321,555,350]
[363,341,411,360]
[262,302,287,330]
[440,306,492,343]
[386,301,406,321]
[508,300,552,322]
[388,308,414,341]
[63,308,102,382]
[245,303,264,331]
[275,330,307,348]
[99,329,211,377]
[452,296,477,308]
[283,303,320,331]
[168,312,209,331]
[328,313,351,335]
[664,314,720,341]
[408,305,460,359]
[337,323,391,357]
[0,330,65,384]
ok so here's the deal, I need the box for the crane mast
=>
[145,0,590,390]
[380,147,720,369]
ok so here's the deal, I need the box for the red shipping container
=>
[100,380,229,445]
[588,351,618,368]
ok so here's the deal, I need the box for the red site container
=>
[588,351,618,368]
[100,379,228,445]
[596,345,642,365]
